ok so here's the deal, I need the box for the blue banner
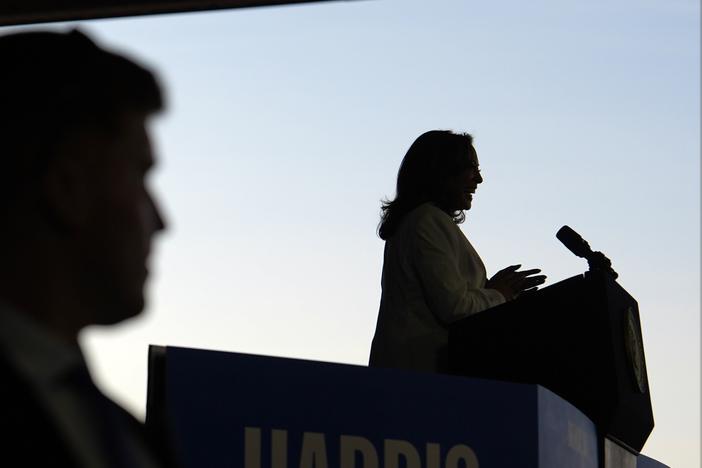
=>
[152,346,615,467]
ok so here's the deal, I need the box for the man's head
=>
[0,29,166,331]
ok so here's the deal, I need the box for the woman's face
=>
[443,145,483,211]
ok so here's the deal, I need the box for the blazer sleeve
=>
[411,209,505,325]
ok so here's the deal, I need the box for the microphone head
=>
[557,225,592,258]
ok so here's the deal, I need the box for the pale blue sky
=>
[4,0,698,466]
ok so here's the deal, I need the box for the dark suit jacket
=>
[0,355,179,468]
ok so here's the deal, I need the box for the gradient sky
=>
[4,0,699,466]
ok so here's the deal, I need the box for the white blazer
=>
[369,203,505,372]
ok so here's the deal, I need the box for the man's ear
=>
[42,155,93,231]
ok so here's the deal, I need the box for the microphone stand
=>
[556,225,619,280]
[586,250,619,280]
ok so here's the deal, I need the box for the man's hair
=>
[0,29,164,205]
[378,130,474,240]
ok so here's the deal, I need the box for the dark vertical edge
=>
[146,344,167,430]
[534,385,543,468]
[146,345,175,465]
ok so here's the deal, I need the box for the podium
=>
[146,346,667,468]
[448,271,654,457]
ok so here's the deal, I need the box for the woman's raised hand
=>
[485,264,547,301]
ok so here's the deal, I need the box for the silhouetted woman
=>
[369,130,545,372]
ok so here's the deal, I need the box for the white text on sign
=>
[244,427,479,468]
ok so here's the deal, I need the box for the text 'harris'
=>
[244,427,479,468]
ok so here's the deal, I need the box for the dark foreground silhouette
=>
[0,29,176,467]
[369,130,546,372]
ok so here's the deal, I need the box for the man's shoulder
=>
[0,352,31,397]
[0,353,53,427]
[0,354,80,466]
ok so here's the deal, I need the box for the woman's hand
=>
[486,264,547,301]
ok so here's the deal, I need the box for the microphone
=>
[556,225,619,279]
[556,225,592,258]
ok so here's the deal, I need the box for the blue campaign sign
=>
[149,345,605,468]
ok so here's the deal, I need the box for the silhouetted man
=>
[0,30,173,467]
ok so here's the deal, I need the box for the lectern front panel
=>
[448,272,654,453]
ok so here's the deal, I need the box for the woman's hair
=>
[378,130,474,240]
